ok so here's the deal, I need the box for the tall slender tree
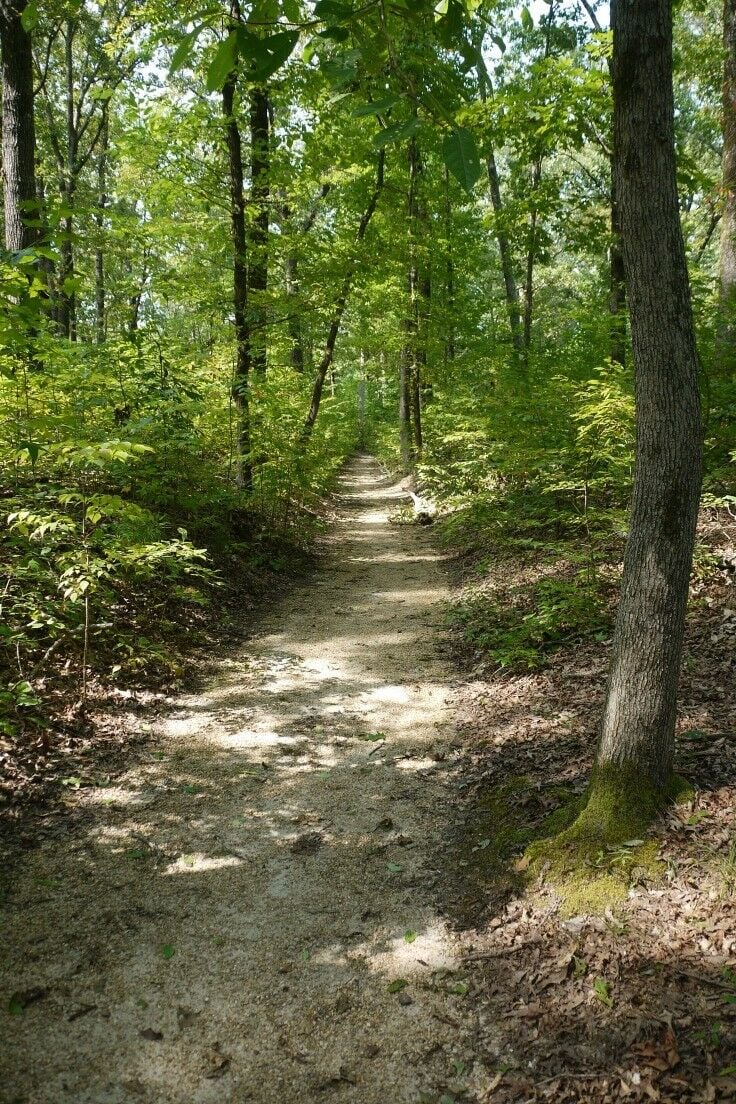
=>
[581,0,703,834]
[223,25,252,490]
[719,0,736,369]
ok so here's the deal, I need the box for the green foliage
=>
[448,572,609,670]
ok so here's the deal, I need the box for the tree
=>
[574,0,703,839]
[223,30,253,491]
[719,0,736,365]
[302,150,385,440]
[0,0,37,251]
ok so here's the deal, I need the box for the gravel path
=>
[2,455,480,1104]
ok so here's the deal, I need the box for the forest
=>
[1,0,736,1100]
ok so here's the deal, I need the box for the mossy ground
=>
[523,768,694,915]
[457,769,694,917]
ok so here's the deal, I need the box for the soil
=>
[0,455,484,1104]
[4,456,735,1104]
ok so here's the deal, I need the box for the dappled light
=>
[2,0,735,1099]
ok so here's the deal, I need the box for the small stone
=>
[397,991,413,1006]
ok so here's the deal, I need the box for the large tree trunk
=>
[609,172,626,366]
[718,0,736,368]
[249,86,269,375]
[0,0,37,251]
[587,0,703,830]
[301,152,384,440]
[223,69,252,491]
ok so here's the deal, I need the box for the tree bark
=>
[718,0,736,370]
[94,109,109,344]
[223,66,252,490]
[580,0,627,367]
[301,151,384,440]
[476,53,523,356]
[284,183,330,372]
[443,166,456,364]
[608,169,626,366]
[57,18,77,340]
[0,0,37,251]
[592,0,703,812]
[402,137,422,461]
[249,85,270,374]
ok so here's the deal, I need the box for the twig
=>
[671,967,736,992]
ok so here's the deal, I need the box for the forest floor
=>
[1,454,484,1104]
[2,455,735,1104]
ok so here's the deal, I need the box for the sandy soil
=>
[1,455,484,1104]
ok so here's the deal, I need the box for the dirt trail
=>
[2,455,483,1104]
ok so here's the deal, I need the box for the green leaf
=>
[20,0,39,31]
[352,96,400,118]
[387,862,404,873]
[450,981,468,995]
[18,440,40,465]
[373,118,420,148]
[206,32,239,92]
[170,26,205,75]
[318,25,350,40]
[161,944,175,959]
[314,0,354,17]
[387,978,408,993]
[8,994,24,1015]
[237,29,299,82]
[592,977,613,1007]
[520,5,534,30]
[403,929,417,943]
[442,128,481,194]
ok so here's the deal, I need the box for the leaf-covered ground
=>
[2,461,735,1103]
[438,504,736,1103]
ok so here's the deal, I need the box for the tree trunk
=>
[223,68,252,490]
[399,341,412,468]
[0,0,37,251]
[609,171,626,366]
[285,251,304,372]
[443,166,456,364]
[718,0,736,370]
[403,137,422,460]
[95,111,109,344]
[476,53,523,356]
[588,0,703,828]
[301,152,384,440]
[579,0,627,367]
[249,86,269,375]
[58,19,77,340]
[522,161,541,356]
[486,150,524,356]
[284,184,330,372]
